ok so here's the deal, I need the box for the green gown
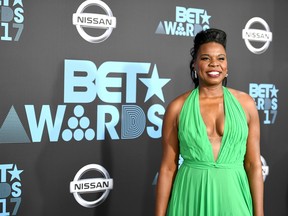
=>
[167,87,253,216]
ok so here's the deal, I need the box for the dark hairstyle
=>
[190,28,227,87]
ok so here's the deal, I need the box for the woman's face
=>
[194,42,228,87]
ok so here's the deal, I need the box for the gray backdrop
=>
[0,0,287,215]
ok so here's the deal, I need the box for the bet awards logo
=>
[0,164,23,215]
[155,6,211,37]
[70,164,113,208]
[0,0,24,41]
[249,83,279,124]
[73,0,116,43]
[0,60,170,143]
[242,17,272,54]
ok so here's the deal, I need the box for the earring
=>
[225,74,228,77]
[194,70,198,79]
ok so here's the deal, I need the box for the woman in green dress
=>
[155,29,264,216]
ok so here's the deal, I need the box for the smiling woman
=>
[190,29,228,88]
[155,28,264,216]
[194,42,228,87]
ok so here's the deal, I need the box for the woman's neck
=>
[198,85,224,98]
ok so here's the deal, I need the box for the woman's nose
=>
[209,59,219,67]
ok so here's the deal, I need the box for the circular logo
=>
[70,164,113,208]
[242,17,272,54]
[73,0,117,43]
[261,155,269,181]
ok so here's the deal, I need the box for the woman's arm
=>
[243,94,264,216]
[155,99,181,216]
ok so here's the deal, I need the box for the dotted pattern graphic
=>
[62,105,95,141]
[175,23,186,36]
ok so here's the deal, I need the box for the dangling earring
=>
[225,69,228,77]
[194,70,198,79]
[223,74,228,86]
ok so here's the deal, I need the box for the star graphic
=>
[201,11,211,25]
[13,0,23,7]
[270,85,279,97]
[8,165,23,181]
[139,65,170,102]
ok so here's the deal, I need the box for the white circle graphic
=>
[242,17,272,54]
[70,164,113,208]
[73,0,116,43]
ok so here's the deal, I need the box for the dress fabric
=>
[167,87,253,216]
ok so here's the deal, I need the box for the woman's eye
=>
[201,57,209,60]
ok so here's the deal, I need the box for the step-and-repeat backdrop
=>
[0,0,287,215]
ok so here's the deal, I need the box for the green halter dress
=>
[167,87,253,216]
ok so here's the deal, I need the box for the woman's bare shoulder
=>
[227,87,257,120]
[165,90,192,117]
[227,87,254,105]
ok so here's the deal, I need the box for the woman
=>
[155,29,264,216]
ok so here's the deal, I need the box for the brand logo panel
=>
[70,164,113,208]
[0,0,24,41]
[0,60,171,143]
[0,164,23,215]
[155,6,211,37]
[73,0,116,43]
[242,17,272,54]
[249,83,279,124]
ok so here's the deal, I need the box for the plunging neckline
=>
[197,87,227,163]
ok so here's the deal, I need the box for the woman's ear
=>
[193,63,197,70]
